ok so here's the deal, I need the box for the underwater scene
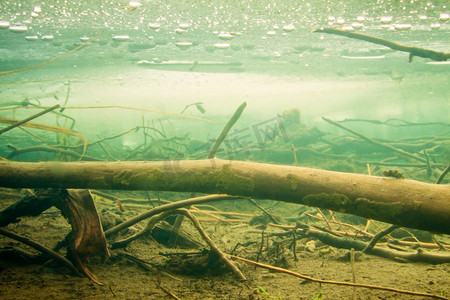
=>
[0,0,449,299]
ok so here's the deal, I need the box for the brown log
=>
[0,159,448,234]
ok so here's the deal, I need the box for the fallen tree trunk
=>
[0,159,448,234]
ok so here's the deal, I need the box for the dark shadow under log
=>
[0,159,448,234]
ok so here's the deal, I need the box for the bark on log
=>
[0,159,448,234]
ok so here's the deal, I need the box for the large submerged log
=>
[0,159,448,234]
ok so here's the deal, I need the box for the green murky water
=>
[0,0,448,179]
[0,3,449,298]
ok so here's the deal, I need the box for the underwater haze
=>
[1,1,450,299]
[0,0,449,171]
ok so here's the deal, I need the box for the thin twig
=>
[362,225,400,254]
[313,27,450,62]
[0,227,80,275]
[305,229,450,264]
[339,118,450,127]
[366,163,371,176]
[0,115,87,149]
[291,144,299,166]
[0,33,103,77]
[230,255,447,299]
[171,101,247,245]
[436,164,450,184]
[304,212,372,238]
[104,194,241,237]
[108,285,116,297]
[351,248,357,300]
[157,275,181,300]
[190,208,236,223]
[256,230,265,268]
[18,127,53,145]
[6,145,100,161]
[291,231,297,262]
[208,102,247,159]
[423,149,432,177]
[315,208,333,230]
[96,141,118,161]
[64,105,213,123]
[117,252,182,281]
[0,104,60,135]
[177,209,247,280]
[322,117,427,163]
[110,211,174,249]
[113,208,246,280]
[329,211,347,233]
[248,199,279,225]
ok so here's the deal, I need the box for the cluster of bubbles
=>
[324,12,449,32]
[0,0,448,69]
[1,1,448,36]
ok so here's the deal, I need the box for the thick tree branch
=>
[0,159,448,234]
[314,27,450,62]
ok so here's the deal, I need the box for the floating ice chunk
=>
[136,60,151,65]
[178,23,190,30]
[9,25,28,33]
[42,34,54,41]
[0,21,10,29]
[25,35,38,41]
[112,35,130,42]
[282,24,295,32]
[218,33,234,40]
[439,12,449,21]
[426,61,450,65]
[175,41,192,49]
[351,22,364,29]
[342,55,386,60]
[148,23,160,30]
[430,23,441,30]
[129,1,141,9]
[31,5,41,18]
[214,43,230,49]
[394,23,411,31]
[175,28,187,34]
[380,16,393,24]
